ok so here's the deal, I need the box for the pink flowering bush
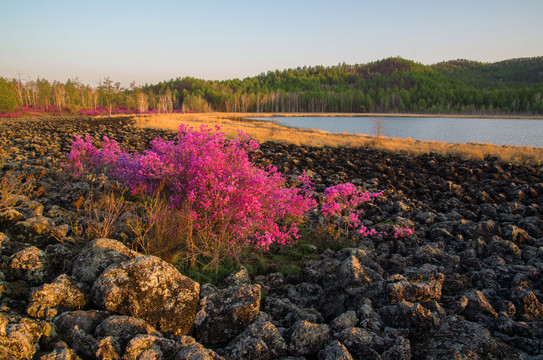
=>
[65,124,316,267]
[319,183,413,241]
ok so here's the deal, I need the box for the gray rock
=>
[263,296,323,328]
[44,243,78,278]
[387,270,444,304]
[38,341,82,360]
[382,301,442,335]
[511,287,543,321]
[336,327,383,360]
[70,238,142,286]
[175,342,224,360]
[331,311,359,332]
[123,334,186,360]
[0,311,50,359]
[487,237,522,264]
[336,255,371,290]
[0,208,24,224]
[504,224,532,244]
[195,284,261,347]
[288,320,331,356]
[224,266,251,287]
[357,300,384,332]
[95,336,121,360]
[461,289,498,321]
[221,320,287,360]
[46,205,72,224]
[8,216,56,244]
[54,310,110,359]
[27,274,87,320]
[415,315,525,359]
[6,245,52,285]
[318,340,354,360]
[94,315,161,352]
[415,211,438,225]
[254,272,286,291]
[92,255,200,336]
[381,336,411,360]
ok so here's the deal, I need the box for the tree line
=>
[1,57,542,115]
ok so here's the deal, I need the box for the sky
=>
[1,0,542,87]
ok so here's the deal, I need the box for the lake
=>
[249,116,543,148]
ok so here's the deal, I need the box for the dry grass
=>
[0,171,44,212]
[133,112,543,165]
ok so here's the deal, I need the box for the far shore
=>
[217,112,543,120]
[131,112,543,165]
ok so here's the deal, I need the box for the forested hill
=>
[1,57,542,115]
[147,56,543,114]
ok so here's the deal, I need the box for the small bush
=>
[315,182,413,246]
[65,124,316,268]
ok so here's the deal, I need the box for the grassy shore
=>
[132,112,543,165]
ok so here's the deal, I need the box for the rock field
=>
[0,116,542,359]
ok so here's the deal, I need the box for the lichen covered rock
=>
[195,284,261,347]
[92,255,200,336]
[26,274,87,320]
[70,238,142,286]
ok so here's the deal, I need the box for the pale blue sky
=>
[1,0,542,86]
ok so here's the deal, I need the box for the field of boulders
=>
[0,116,542,359]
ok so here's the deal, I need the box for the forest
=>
[1,57,542,116]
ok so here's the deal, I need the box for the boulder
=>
[511,287,543,321]
[8,216,56,245]
[381,336,411,360]
[194,284,261,347]
[223,266,251,287]
[38,341,82,360]
[387,266,444,304]
[220,319,287,360]
[54,310,111,359]
[94,315,161,353]
[460,289,499,321]
[288,320,331,356]
[331,311,359,332]
[382,301,442,335]
[336,327,383,359]
[414,315,525,359]
[70,238,142,286]
[0,208,24,225]
[175,342,224,360]
[92,256,200,336]
[5,245,53,285]
[95,336,121,359]
[263,295,323,328]
[0,311,51,359]
[122,334,193,360]
[318,340,354,360]
[26,274,87,320]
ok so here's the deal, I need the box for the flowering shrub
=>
[320,183,413,241]
[65,124,316,266]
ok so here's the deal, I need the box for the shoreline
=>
[220,112,543,120]
[132,113,543,165]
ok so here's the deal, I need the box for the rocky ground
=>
[0,116,542,359]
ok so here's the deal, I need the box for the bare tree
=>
[136,90,148,113]
[52,82,66,112]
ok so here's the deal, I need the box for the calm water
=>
[250,116,543,148]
